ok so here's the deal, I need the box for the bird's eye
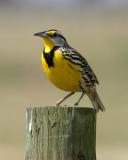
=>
[53,33,57,37]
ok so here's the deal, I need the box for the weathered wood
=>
[25,107,96,160]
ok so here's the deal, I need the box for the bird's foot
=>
[56,102,68,107]
[74,102,78,107]
[64,104,68,106]
[56,101,60,106]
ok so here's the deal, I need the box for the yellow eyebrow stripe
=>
[46,30,57,36]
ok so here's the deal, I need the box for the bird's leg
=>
[56,92,75,106]
[74,92,85,106]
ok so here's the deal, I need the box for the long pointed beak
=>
[34,32,48,38]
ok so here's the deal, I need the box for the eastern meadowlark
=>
[34,29,105,111]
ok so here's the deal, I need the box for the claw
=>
[56,101,60,106]
[74,102,78,106]
[64,104,68,106]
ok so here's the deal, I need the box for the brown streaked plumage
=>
[34,29,105,111]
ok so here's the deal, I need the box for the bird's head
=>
[34,29,67,52]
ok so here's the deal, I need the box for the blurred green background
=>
[0,1,128,160]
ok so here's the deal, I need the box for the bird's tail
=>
[87,90,105,112]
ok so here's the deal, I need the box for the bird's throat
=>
[42,38,54,53]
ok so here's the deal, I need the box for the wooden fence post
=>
[25,107,96,160]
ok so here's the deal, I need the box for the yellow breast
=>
[41,50,81,92]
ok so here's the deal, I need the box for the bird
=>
[34,29,105,112]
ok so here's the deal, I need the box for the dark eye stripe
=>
[57,34,66,41]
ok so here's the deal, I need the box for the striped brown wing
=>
[60,47,99,86]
